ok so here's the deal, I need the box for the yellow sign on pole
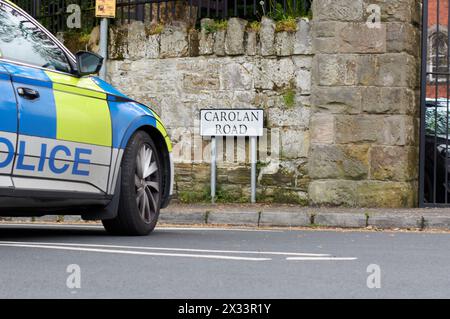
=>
[95,0,116,18]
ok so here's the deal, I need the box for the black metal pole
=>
[419,0,429,207]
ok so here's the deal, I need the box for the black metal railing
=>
[12,0,312,33]
[420,0,450,207]
[12,0,97,33]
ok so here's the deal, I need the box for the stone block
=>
[254,58,296,90]
[125,21,147,60]
[294,18,312,54]
[267,107,310,129]
[160,25,189,58]
[369,146,418,181]
[310,113,334,144]
[312,86,362,114]
[183,73,220,91]
[220,62,253,90]
[314,212,367,227]
[361,87,415,115]
[357,181,416,207]
[275,31,294,56]
[334,115,415,145]
[386,22,419,55]
[207,212,259,226]
[188,29,199,56]
[281,129,310,159]
[336,23,386,53]
[159,212,207,224]
[225,18,247,55]
[423,215,450,229]
[315,54,358,86]
[145,34,160,59]
[214,29,226,56]
[309,144,369,179]
[296,68,311,95]
[109,25,128,60]
[199,18,214,55]
[363,0,420,23]
[309,180,357,206]
[367,212,422,228]
[357,53,417,87]
[313,0,364,21]
[245,31,258,56]
[260,17,276,56]
[259,212,311,227]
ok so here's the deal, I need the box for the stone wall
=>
[106,17,313,204]
[308,0,421,207]
[102,0,422,207]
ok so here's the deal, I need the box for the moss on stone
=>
[146,23,164,36]
[62,31,91,53]
[275,17,298,32]
[247,21,261,32]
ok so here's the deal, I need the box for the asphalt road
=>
[0,223,449,298]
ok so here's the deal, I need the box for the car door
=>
[0,63,17,190]
[0,1,112,196]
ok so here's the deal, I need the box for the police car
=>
[0,0,174,235]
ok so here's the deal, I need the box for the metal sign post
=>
[96,0,116,80]
[200,109,264,204]
[210,136,217,204]
[98,18,108,80]
[250,136,257,203]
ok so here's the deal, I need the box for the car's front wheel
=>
[102,131,162,236]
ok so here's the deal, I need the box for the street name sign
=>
[199,109,264,204]
[200,109,264,137]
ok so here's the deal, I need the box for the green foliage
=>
[203,20,228,34]
[248,21,261,32]
[215,20,228,31]
[266,0,310,21]
[61,30,92,53]
[426,107,450,136]
[178,184,248,204]
[271,189,308,205]
[215,186,248,203]
[178,187,211,203]
[146,23,164,36]
[275,16,297,32]
[283,89,296,108]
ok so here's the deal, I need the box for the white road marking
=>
[0,243,271,261]
[286,257,357,261]
[0,241,331,257]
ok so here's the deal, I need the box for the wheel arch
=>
[118,116,172,209]
[137,124,172,209]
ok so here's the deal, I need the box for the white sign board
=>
[200,109,264,137]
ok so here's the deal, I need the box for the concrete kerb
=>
[3,206,450,231]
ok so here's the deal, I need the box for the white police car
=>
[0,0,174,235]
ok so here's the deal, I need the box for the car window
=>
[0,3,71,73]
[426,106,450,136]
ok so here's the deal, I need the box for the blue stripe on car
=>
[0,65,18,133]
[108,101,157,149]
[1,62,57,139]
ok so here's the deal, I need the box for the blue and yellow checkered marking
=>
[0,61,171,152]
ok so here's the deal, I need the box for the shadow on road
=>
[0,226,109,239]
[0,224,214,241]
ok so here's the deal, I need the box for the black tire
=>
[102,131,162,236]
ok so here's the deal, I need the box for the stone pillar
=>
[308,0,421,207]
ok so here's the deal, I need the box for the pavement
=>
[0,222,450,298]
[8,203,450,231]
